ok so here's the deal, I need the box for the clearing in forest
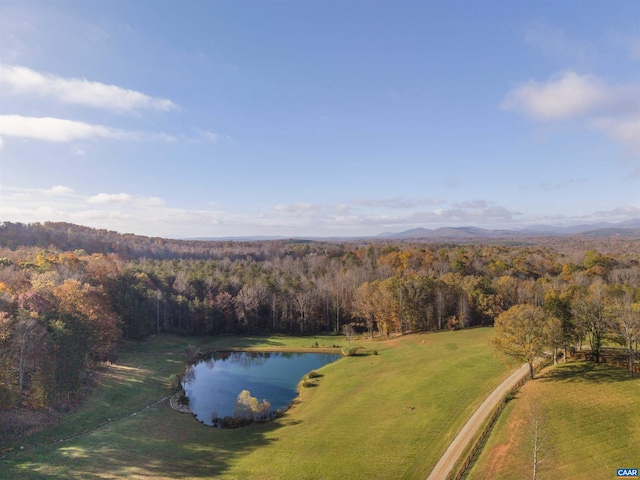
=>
[1,328,516,479]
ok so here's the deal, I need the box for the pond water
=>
[182,351,340,426]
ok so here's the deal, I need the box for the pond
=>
[182,351,341,426]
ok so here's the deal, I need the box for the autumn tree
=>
[544,291,574,362]
[491,304,549,379]
[13,309,44,405]
[606,289,640,377]
[373,278,401,337]
[53,279,121,361]
[544,314,563,364]
[573,283,608,363]
[234,389,271,422]
[354,281,377,337]
[0,311,12,404]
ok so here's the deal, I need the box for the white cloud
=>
[501,72,616,120]
[268,199,521,230]
[43,185,75,195]
[85,191,165,207]
[0,64,177,113]
[273,203,327,217]
[1,186,182,236]
[592,117,640,152]
[592,205,640,219]
[196,129,220,143]
[453,200,489,209]
[87,193,133,204]
[352,197,443,209]
[0,115,175,143]
[137,196,165,207]
[502,71,640,152]
[527,205,640,225]
[2,184,638,237]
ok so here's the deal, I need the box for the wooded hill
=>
[0,221,638,413]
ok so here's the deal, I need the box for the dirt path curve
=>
[426,362,530,480]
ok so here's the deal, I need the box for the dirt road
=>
[426,362,531,480]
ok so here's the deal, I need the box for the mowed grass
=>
[468,361,640,480]
[1,328,516,479]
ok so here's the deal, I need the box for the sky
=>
[0,1,639,238]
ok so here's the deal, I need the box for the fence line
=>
[451,355,553,480]
[451,373,527,480]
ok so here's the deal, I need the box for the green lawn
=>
[1,328,516,479]
[468,361,640,480]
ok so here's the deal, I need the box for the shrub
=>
[212,415,252,428]
[177,392,190,406]
[504,389,518,403]
[302,380,315,388]
[342,346,359,357]
[447,316,461,330]
[185,344,201,360]
[168,373,181,391]
[308,370,320,378]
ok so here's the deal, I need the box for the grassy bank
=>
[1,328,516,479]
[468,361,640,479]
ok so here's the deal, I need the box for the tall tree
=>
[544,291,574,362]
[12,309,45,405]
[573,283,608,363]
[491,304,549,379]
[354,281,376,338]
[606,290,640,377]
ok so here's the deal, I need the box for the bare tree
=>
[293,281,316,334]
[528,401,546,480]
[342,323,355,346]
[354,281,376,338]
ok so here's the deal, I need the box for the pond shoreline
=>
[197,346,342,355]
[169,392,191,414]
[180,350,341,426]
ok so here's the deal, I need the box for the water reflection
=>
[182,351,340,426]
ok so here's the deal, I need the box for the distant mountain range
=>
[376,220,640,240]
[190,220,640,242]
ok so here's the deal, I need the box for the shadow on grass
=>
[1,334,337,478]
[2,405,295,479]
[540,361,636,384]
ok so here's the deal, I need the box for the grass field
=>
[1,328,517,479]
[468,361,640,479]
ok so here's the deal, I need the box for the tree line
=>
[0,221,639,411]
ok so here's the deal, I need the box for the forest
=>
[0,221,639,413]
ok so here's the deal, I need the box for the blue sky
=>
[1,1,638,238]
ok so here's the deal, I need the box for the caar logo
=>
[617,469,639,477]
